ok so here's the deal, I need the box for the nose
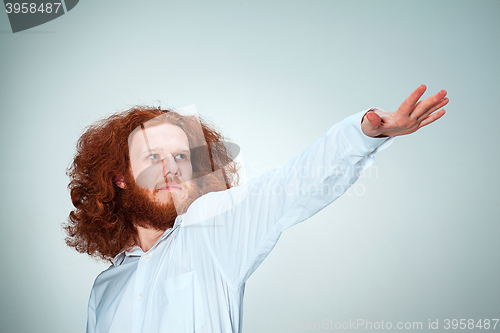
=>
[162,155,180,178]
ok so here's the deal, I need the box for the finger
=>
[418,109,446,128]
[417,97,449,121]
[411,89,448,119]
[397,84,427,116]
[366,111,382,128]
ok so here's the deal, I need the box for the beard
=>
[119,171,227,231]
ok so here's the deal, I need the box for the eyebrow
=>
[139,147,191,156]
[175,149,191,156]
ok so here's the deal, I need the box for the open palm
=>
[361,85,449,138]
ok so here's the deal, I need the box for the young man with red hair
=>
[66,85,448,333]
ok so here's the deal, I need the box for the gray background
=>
[1,0,499,332]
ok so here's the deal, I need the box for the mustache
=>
[153,175,188,191]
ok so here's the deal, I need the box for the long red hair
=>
[64,106,238,262]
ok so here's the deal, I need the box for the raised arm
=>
[195,85,448,286]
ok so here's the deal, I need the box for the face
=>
[128,123,193,206]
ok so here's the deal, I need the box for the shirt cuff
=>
[341,107,393,156]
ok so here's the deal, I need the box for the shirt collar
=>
[112,215,184,267]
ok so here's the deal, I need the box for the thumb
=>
[365,111,381,128]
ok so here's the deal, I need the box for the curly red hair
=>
[64,106,238,262]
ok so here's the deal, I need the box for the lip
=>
[157,184,182,191]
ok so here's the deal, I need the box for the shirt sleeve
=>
[86,287,96,333]
[196,109,393,288]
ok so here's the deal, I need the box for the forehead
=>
[129,123,189,155]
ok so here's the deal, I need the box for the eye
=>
[174,153,187,160]
[147,153,161,162]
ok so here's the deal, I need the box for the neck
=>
[135,225,165,252]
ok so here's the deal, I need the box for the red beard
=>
[120,171,227,231]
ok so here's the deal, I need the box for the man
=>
[65,85,448,333]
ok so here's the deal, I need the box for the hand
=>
[361,85,448,138]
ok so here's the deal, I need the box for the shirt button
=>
[138,294,143,300]
[369,148,376,153]
[144,253,150,260]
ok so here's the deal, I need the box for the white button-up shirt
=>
[86,110,392,333]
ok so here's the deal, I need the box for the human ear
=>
[115,174,126,189]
